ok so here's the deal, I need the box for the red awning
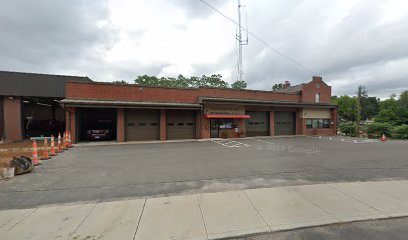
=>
[204,114,250,119]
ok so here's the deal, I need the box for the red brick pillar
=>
[201,117,210,139]
[160,109,166,141]
[269,111,275,136]
[3,96,22,141]
[330,108,338,135]
[117,108,125,142]
[296,110,302,135]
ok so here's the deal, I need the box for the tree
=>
[112,80,128,84]
[231,80,247,89]
[272,83,284,91]
[375,98,402,125]
[332,96,358,122]
[134,74,230,88]
[399,90,408,106]
[361,97,379,120]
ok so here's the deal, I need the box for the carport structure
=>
[61,76,338,143]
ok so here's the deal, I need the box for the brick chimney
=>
[283,81,291,89]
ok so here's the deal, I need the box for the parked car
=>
[87,129,112,141]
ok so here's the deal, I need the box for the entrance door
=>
[274,111,296,135]
[210,119,219,138]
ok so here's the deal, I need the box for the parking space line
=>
[211,139,250,148]
[309,136,380,144]
[250,138,275,145]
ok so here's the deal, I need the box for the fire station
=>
[61,76,337,143]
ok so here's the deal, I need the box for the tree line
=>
[333,86,408,139]
[113,74,247,89]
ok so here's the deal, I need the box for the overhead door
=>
[126,109,160,141]
[166,110,196,140]
[246,111,269,137]
[275,111,296,135]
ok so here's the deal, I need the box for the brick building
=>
[0,71,92,141]
[61,76,337,143]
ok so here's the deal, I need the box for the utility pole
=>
[236,0,248,82]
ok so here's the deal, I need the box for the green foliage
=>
[231,80,247,89]
[366,122,393,138]
[134,74,233,89]
[272,83,284,91]
[112,80,128,84]
[332,96,358,122]
[399,90,408,109]
[360,96,379,120]
[339,122,357,137]
[391,125,408,139]
[374,98,402,125]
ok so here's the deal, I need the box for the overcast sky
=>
[1,0,407,98]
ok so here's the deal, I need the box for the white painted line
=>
[251,138,275,145]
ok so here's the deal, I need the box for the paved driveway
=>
[1,136,407,209]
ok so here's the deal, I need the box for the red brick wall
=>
[160,109,166,141]
[66,82,301,103]
[3,97,23,141]
[117,108,125,142]
[301,76,332,104]
[269,111,275,136]
[201,115,210,139]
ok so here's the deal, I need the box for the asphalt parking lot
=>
[1,136,407,209]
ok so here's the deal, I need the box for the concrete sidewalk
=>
[1,180,408,240]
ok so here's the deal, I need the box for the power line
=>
[198,0,317,75]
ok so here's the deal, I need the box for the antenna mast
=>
[236,0,248,82]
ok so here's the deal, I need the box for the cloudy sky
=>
[1,0,407,98]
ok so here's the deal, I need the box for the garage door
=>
[126,109,160,141]
[246,111,269,137]
[166,110,196,140]
[275,111,296,135]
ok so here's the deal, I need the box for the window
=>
[306,118,330,129]
[315,93,320,103]
[167,123,174,126]
[312,119,318,128]
[306,119,312,128]
[248,122,254,126]
[127,122,135,127]
[178,123,184,126]
[139,123,146,127]
[150,123,158,126]
[323,119,330,128]
[187,123,194,126]
[316,83,320,88]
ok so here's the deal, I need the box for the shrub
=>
[366,122,393,138]
[392,125,408,139]
[339,122,357,137]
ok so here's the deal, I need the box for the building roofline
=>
[66,81,301,95]
[0,70,92,81]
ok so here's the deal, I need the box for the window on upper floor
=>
[315,93,320,103]
[316,83,320,88]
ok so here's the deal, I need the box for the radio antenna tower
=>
[236,0,248,82]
